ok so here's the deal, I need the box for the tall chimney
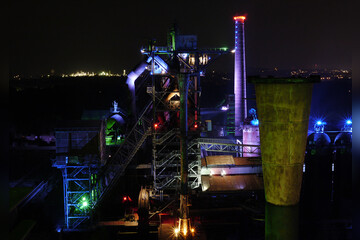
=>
[234,16,247,136]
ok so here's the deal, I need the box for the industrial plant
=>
[10,15,352,240]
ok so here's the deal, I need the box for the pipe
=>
[126,62,148,117]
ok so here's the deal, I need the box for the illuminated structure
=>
[53,21,263,233]
[53,122,106,230]
[250,77,319,206]
[243,108,260,157]
[342,119,352,132]
[314,120,326,133]
[226,94,235,135]
[234,16,247,136]
[128,26,230,237]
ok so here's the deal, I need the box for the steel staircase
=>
[98,102,153,202]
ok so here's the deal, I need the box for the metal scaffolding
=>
[53,26,232,231]
[139,36,229,196]
[53,127,103,231]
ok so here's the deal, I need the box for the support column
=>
[178,73,189,218]
[178,73,190,237]
[249,77,319,205]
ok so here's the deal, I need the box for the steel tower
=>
[234,16,247,136]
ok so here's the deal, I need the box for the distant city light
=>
[221,106,229,111]
[346,119,352,125]
[63,71,123,78]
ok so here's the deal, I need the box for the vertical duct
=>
[234,16,247,136]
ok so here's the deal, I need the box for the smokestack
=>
[234,16,247,136]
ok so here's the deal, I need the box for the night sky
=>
[10,0,351,77]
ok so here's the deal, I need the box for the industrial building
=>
[10,15,352,240]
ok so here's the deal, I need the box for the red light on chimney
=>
[233,16,246,22]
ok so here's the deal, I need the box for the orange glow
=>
[174,228,179,236]
[154,123,158,129]
[234,16,246,22]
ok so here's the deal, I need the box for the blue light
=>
[343,118,352,132]
[314,120,326,133]
[250,119,259,126]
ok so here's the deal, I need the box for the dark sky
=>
[10,0,351,77]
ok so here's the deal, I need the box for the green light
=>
[82,197,86,201]
[82,201,88,207]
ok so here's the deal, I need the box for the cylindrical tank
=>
[301,132,332,220]
[242,124,260,157]
[249,77,319,206]
[333,132,352,218]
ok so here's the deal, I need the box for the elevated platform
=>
[201,175,263,192]
[200,155,263,193]
[201,156,261,167]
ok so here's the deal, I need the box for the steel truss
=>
[53,31,231,231]
[54,156,101,231]
[198,138,261,157]
[140,44,229,195]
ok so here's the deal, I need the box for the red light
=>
[234,16,246,22]
[194,124,198,128]
[123,196,127,201]
[154,123,158,129]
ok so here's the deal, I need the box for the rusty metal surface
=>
[201,175,263,192]
[201,156,261,167]
[202,155,235,166]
